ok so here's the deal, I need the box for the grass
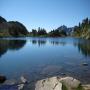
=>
[62,83,85,90]
[77,84,85,90]
[62,83,68,90]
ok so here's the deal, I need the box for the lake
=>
[0,37,90,84]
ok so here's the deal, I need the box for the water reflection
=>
[50,41,66,46]
[0,37,90,58]
[0,40,26,57]
[77,39,90,57]
[0,37,90,84]
[31,39,47,46]
[30,38,90,57]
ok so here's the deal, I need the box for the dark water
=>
[0,37,90,84]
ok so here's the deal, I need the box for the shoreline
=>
[0,75,90,90]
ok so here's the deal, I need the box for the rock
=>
[3,79,17,85]
[60,77,81,90]
[35,77,62,90]
[17,76,27,90]
[61,73,66,76]
[0,76,6,83]
[20,76,27,84]
[18,84,25,90]
[35,76,81,90]
[41,65,62,75]
[82,63,88,66]
[82,84,90,90]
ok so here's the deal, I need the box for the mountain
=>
[0,16,29,37]
[55,25,74,35]
[0,16,7,23]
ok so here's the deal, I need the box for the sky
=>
[0,0,90,31]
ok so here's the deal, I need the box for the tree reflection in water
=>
[0,39,26,57]
[77,39,90,57]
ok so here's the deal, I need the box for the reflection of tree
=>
[0,40,26,57]
[50,41,66,46]
[32,40,37,45]
[8,40,26,50]
[31,39,67,46]
[77,40,90,56]
[31,39,46,46]
[38,40,46,46]
[0,40,9,57]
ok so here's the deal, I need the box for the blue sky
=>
[0,0,90,31]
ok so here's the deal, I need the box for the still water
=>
[0,37,90,84]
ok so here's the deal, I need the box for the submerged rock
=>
[18,84,24,90]
[3,79,17,85]
[17,76,27,90]
[20,76,27,84]
[82,63,88,66]
[0,75,6,83]
[61,73,66,76]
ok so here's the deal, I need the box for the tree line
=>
[0,16,90,39]
[73,18,90,39]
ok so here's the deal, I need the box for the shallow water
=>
[0,37,90,84]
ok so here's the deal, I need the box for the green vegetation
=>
[0,16,29,37]
[73,18,90,39]
[0,16,90,39]
[29,27,47,37]
[0,16,67,37]
[62,83,84,90]
[77,84,85,90]
[29,27,67,37]
[62,83,68,90]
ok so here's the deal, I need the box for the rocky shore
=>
[0,75,90,90]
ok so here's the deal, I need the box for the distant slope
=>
[73,18,90,39]
[0,16,28,37]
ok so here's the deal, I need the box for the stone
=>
[82,63,88,66]
[82,84,90,90]
[61,73,66,75]
[35,76,82,90]
[18,84,24,90]
[41,65,62,75]
[20,76,27,84]
[3,79,17,85]
[0,75,6,83]
[35,77,62,90]
[60,77,81,90]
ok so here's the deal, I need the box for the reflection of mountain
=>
[0,40,26,57]
[77,39,90,56]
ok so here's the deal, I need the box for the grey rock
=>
[82,63,88,66]
[3,79,17,85]
[35,76,81,90]
[20,76,27,84]
[35,77,62,90]
[82,84,90,90]
[60,77,81,90]
[18,84,25,90]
